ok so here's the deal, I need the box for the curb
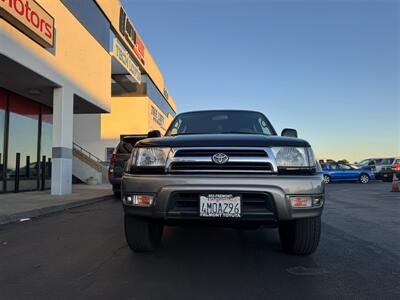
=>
[0,195,114,226]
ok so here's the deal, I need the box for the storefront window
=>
[0,89,6,182]
[7,93,40,191]
[41,106,53,183]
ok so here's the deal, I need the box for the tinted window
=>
[117,142,134,154]
[339,164,352,170]
[147,77,176,117]
[41,106,53,182]
[379,158,395,165]
[166,111,276,136]
[116,136,146,154]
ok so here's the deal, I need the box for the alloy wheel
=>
[360,175,369,184]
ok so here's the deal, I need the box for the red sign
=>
[119,7,145,64]
[0,0,54,48]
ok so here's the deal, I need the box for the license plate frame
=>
[199,194,241,218]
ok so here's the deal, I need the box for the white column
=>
[51,87,74,195]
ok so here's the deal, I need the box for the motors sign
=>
[0,0,54,48]
[119,6,145,65]
[112,39,141,84]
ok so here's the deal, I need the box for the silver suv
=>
[121,110,324,255]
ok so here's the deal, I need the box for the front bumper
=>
[121,174,324,223]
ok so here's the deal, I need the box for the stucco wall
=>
[0,0,111,112]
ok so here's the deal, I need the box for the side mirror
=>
[281,128,298,138]
[147,130,161,138]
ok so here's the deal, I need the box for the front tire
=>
[278,216,321,255]
[124,215,163,252]
[359,174,370,184]
[323,175,331,184]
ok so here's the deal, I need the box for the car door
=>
[338,163,358,180]
[328,163,341,181]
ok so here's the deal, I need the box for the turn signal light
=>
[110,152,117,164]
[290,196,312,208]
[134,195,153,206]
[123,195,154,206]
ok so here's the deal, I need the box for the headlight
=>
[272,147,316,168]
[134,147,170,167]
[306,147,317,168]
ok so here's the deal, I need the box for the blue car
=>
[322,162,375,184]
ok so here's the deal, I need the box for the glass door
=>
[6,93,40,192]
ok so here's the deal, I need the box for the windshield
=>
[358,159,370,165]
[165,111,276,136]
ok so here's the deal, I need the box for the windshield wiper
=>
[220,131,259,135]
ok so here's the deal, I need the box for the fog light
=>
[313,197,322,206]
[290,196,312,208]
[125,196,132,204]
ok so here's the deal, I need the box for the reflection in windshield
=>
[166,111,276,136]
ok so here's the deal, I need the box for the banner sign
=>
[112,38,141,84]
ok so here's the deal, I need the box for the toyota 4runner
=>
[122,110,324,255]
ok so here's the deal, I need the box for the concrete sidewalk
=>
[0,184,114,225]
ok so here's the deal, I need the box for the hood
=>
[135,134,310,148]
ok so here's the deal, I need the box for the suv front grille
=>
[174,149,268,157]
[167,148,277,173]
[170,162,273,172]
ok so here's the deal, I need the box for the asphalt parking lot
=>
[0,182,399,300]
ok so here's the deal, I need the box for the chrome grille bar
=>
[166,147,278,173]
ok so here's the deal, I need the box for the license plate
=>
[199,194,241,218]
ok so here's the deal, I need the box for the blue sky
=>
[123,0,399,162]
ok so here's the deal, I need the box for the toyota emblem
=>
[212,153,229,164]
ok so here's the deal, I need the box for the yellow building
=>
[0,0,176,194]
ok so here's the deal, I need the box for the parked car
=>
[121,110,324,255]
[356,158,380,171]
[322,162,375,184]
[109,135,147,197]
[376,157,400,181]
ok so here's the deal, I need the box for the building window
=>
[146,77,176,117]
[0,89,6,185]
[0,88,53,193]
[41,106,53,187]
[106,147,114,162]
[7,93,40,191]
